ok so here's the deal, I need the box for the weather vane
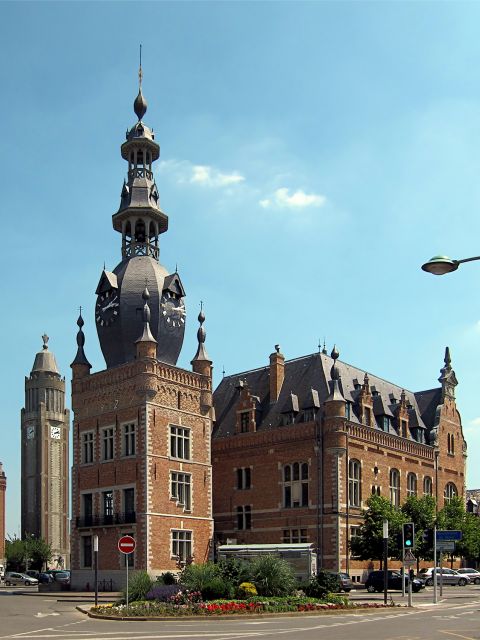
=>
[139,44,143,89]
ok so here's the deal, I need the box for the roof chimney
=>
[269,345,285,403]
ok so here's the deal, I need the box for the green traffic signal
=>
[403,523,415,549]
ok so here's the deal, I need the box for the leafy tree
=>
[349,495,405,566]
[26,536,52,571]
[5,536,25,571]
[401,495,437,568]
[437,497,480,567]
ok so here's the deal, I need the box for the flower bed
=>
[91,594,394,618]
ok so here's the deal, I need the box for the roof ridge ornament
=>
[71,308,92,369]
[133,44,148,121]
[42,333,49,350]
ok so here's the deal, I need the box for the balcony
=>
[76,511,136,528]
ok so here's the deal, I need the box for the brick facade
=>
[0,463,6,569]
[212,347,466,581]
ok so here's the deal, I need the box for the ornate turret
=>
[71,312,91,379]
[439,346,458,401]
[136,287,157,359]
[325,345,346,417]
[191,304,212,377]
[95,59,186,368]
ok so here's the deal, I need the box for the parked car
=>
[4,572,39,586]
[418,568,471,586]
[456,568,480,585]
[331,572,354,592]
[38,572,54,584]
[365,570,424,593]
[52,571,70,585]
[25,570,39,580]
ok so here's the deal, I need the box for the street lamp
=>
[422,254,480,275]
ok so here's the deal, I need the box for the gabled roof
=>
[213,350,438,440]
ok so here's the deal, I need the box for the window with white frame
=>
[407,472,417,497]
[171,472,191,511]
[283,462,309,508]
[282,528,307,543]
[170,425,191,460]
[423,476,433,496]
[389,468,400,507]
[172,530,192,562]
[103,490,113,523]
[444,482,457,503]
[102,427,114,461]
[236,467,251,490]
[123,423,136,456]
[236,505,252,529]
[348,459,361,507]
[82,432,94,464]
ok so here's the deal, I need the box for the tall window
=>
[123,423,136,456]
[444,482,457,503]
[407,473,417,497]
[103,490,113,523]
[236,467,251,490]
[171,472,191,511]
[240,412,249,433]
[345,402,351,420]
[236,505,252,530]
[364,407,372,427]
[102,427,114,461]
[82,536,92,568]
[82,493,93,523]
[348,459,361,507]
[303,408,315,422]
[282,528,307,543]
[123,487,135,518]
[283,462,309,508]
[170,425,191,460]
[172,530,192,563]
[447,434,455,454]
[389,469,400,507]
[82,432,94,464]
[423,476,433,496]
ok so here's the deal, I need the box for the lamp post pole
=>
[383,519,388,605]
[93,535,99,607]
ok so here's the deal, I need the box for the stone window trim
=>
[282,528,308,543]
[389,468,400,507]
[236,505,252,530]
[447,433,455,456]
[80,491,93,518]
[80,430,95,465]
[170,470,192,512]
[171,529,193,563]
[239,411,250,433]
[169,424,191,461]
[236,467,252,490]
[282,462,309,509]
[122,485,135,515]
[81,534,93,569]
[100,425,115,462]
[444,482,458,503]
[348,459,361,507]
[121,422,136,458]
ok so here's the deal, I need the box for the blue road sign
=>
[436,530,462,541]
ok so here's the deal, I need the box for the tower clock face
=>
[96,289,120,327]
[27,425,35,440]
[161,292,186,330]
[50,426,61,439]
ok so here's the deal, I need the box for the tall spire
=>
[133,44,147,121]
[191,303,212,375]
[136,287,157,346]
[326,344,345,402]
[439,345,457,401]
[71,310,92,373]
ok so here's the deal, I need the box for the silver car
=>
[456,568,480,585]
[419,567,471,586]
[4,572,39,586]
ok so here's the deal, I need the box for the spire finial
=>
[136,287,157,346]
[191,301,211,368]
[139,44,143,89]
[42,334,49,350]
[71,308,92,369]
[322,338,327,355]
[133,45,148,121]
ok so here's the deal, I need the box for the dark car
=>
[331,572,354,592]
[365,570,424,593]
[38,572,54,584]
[52,571,70,585]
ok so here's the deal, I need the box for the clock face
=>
[27,425,35,440]
[96,289,120,327]
[161,292,186,330]
[50,426,61,440]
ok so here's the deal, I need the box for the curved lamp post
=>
[421,255,480,275]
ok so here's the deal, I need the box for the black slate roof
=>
[212,351,440,441]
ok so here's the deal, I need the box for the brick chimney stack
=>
[269,345,285,402]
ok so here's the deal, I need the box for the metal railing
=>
[76,511,136,528]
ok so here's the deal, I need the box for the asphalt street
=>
[0,587,478,640]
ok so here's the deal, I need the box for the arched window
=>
[348,459,361,507]
[389,469,400,507]
[444,482,457,503]
[283,462,309,508]
[423,476,432,496]
[407,473,417,497]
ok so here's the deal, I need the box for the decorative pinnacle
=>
[71,308,91,368]
[142,286,151,323]
[42,334,49,350]
[133,44,147,121]
[444,346,451,368]
[191,301,211,365]
[331,344,339,361]
[139,44,143,89]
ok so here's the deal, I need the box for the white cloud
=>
[158,159,245,189]
[259,187,327,210]
[469,417,480,426]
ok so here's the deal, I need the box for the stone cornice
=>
[212,423,316,453]
[346,422,435,459]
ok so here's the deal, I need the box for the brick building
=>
[0,462,6,570]
[212,345,466,581]
[69,71,214,589]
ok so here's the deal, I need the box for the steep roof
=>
[213,350,438,440]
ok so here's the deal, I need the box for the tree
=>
[401,495,437,569]
[27,536,52,571]
[350,495,405,566]
[5,536,25,571]
[437,497,480,567]
[5,535,52,572]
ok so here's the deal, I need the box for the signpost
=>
[403,549,416,607]
[118,535,136,610]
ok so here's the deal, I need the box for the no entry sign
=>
[118,535,136,554]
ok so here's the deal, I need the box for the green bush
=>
[217,557,249,586]
[304,570,340,599]
[201,576,234,600]
[248,555,296,597]
[156,571,177,585]
[181,562,219,592]
[123,571,154,603]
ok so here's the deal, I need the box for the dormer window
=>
[364,407,372,427]
[345,402,351,420]
[240,412,249,433]
[282,412,295,426]
[303,408,315,422]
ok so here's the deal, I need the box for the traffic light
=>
[403,522,415,548]
[422,528,434,548]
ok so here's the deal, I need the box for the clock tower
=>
[21,335,70,567]
[70,67,213,588]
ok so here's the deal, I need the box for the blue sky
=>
[1,0,480,536]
